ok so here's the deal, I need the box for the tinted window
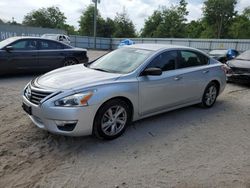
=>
[147,51,177,71]
[40,40,64,50]
[178,50,208,68]
[11,40,38,50]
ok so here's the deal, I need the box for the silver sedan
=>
[22,44,227,139]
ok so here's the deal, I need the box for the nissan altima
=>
[22,44,227,139]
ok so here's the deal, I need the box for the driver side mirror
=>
[5,46,13,52]
[141,67,162,76]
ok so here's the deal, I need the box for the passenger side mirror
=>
[5,46,13,52]
[141,67,162,76]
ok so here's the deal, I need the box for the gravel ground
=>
[0,50,250,188]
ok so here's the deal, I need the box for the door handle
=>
[203,70,209,74]
[174,76,182,81]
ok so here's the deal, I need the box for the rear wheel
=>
[201,82,218,108]
[64,58,78,66]
[93,99,131,140]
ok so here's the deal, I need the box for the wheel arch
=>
[92,96,134,137]
[209,80,220,95]
[95,96,134,120]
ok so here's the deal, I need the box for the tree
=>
[140,0,188,38]
[202,0,237,38]
[79,5,106,37]
[23,6,66,28]
[228,7,250,39]
[61,24,78,35]
[185,20,204,38]
[102,18,116,37]
[113,9,136,38]
[141,10,162,37]
[243,6,250,19]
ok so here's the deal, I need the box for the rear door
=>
[7,39,39,72]
[174,50,211,103]
[38,39,65,71]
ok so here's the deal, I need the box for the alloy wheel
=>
[204,85,217,106]
[101,105,127,136]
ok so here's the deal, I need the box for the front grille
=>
[30,90,52,105]
[25,86,52,105]
[231,67,250,74]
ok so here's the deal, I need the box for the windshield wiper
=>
[91,68,110,73]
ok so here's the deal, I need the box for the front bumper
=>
[22,95,99,136]
[227,73,250,83]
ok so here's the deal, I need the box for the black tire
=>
[93,99,131,140]
[63,58,78,66]
[201,82,219,108]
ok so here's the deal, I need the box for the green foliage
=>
[243,6,250,19]
[228,9,250,39]
[141,10,162,37]
[79,6,135,38]
[79,5,105,36]
[23,6,66,28]
[141,0,188,38]
[113,10,136,38]
[185,20,204,38]
[60,24,78,35]
[202,0,237,38]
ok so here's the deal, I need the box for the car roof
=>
[9,36,70,43]
[126,43,202,52]
[10,36,55,40]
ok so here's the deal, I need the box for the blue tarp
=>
[118,39,135,48]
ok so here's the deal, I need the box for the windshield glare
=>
[209,50,227,56]
[236,50,250,60]
[0,37,17,49]
[89,48,153,74]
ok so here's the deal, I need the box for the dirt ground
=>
[0,50,250,188]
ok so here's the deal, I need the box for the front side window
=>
[39,40,63,50]
[11,40,37,50]
[147,51,177,71]
[178,50,208,68]
[89,48,154,74]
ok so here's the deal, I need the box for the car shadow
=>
[32,98,230,157]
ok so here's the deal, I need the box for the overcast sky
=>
[0,0,250,31]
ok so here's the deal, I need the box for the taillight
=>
[221,64,230,74]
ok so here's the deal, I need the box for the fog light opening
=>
[55,120,78,131]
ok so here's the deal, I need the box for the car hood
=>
[227,59,250,69]
[36,64,121,90]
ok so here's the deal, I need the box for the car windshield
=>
[209,50,227,56]
[0,37,17,49]
[89,47,154,74]
[236,50,250,60]
[41,34,57,39]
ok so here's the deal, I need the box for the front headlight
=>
[54,91,94,107]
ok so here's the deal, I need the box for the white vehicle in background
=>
[41,34,70,45]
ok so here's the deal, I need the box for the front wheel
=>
[201,82,218,108]
[93,99,131,140]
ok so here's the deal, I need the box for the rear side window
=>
[178,50,208,68]
[39,40,64,50]
[147,51,177,71]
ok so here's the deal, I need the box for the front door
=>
[7,39,39,72]
[138,50,184,116]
